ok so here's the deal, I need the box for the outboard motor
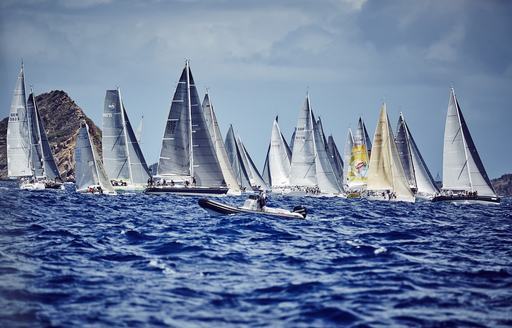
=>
[292,205,307,218]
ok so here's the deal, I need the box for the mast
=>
[186,60,194,179]
[118,87,134,183]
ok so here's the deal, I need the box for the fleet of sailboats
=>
[5,61,501,204]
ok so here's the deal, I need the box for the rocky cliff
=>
[0,90,101,180]
[492,174,512,197]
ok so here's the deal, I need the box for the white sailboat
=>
[366,104,415,202]
[74,120,116,195]
[312,115,343,195]
[102,88,151,190]
[147,60,229,196]
[395,113,439,199]
[225,125,252,191]
[262,116,292,191]
[432,89,500,204]
[6,63,62,190]
[289,94,317,190]
[202,92,241,195]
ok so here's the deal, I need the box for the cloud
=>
[425,24,465,62]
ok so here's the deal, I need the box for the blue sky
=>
[1,0,511,178]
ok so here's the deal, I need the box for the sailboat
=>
[6,63,62,190]
[346,118,371,194]
[366,104,415,202]
[74,119,116,195]
[288,94,342,196]
[395,113,439,199]
[432,89,500,204]
[261,116,292,191]
[225,125,253,191]
[146,60,229,196]
[102,88,151,190]
[202,92,241,195]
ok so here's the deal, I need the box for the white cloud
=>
[425,24,465,62]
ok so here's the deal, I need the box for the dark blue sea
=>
[0,181,511,327]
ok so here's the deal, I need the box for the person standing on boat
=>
[258,191,267,208]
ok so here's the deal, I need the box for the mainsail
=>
[202,92,240,192]
[312,116,342,194]
[348,118,370,189]
[442,89,496,197]
[102,89,151,185]
[75,121,115,194]
[396,113,438,195]
[289,95,317,187]
[266,116,292,187]
[7,64,32,177]
[28,93,60,180]
[225,125,252,190]
[367,104,414,202]
[343,129,354,189]
[157,61,225,187]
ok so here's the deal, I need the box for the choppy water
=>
[0,180,511,327]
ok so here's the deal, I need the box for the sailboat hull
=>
[145,186,229,196]
[431,195,500,205]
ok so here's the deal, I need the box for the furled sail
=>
[367,104,414,202]
[202,93,240,192]
[225,125,252,190]
[312,116,342,194]
[289,95,317,187]
[75,121,115,194]
[7,64,32,177]
[348,118,370,189]
[267,116,292,187]
[102,89,150,185]
[442,89,496,196]
[343,129,354,189]
[396,113,438,195]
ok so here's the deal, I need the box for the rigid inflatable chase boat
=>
[198,195,307,219]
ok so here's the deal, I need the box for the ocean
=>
[0,180,511,327]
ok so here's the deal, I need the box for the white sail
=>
[237,136,268,190]
[262,144,271,186]
[396,113,438,195]
[7,64,32,177]
[75,121,115,194]
[367,104,414,202]
[289,95,317,187]
[343,129,354,189]
[202,92,240,192]
[313,116,342,194]
[267,117,292,187]
[442,89,496,196]
[225,125,252,190]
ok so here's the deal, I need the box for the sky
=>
[1,0,511,179]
